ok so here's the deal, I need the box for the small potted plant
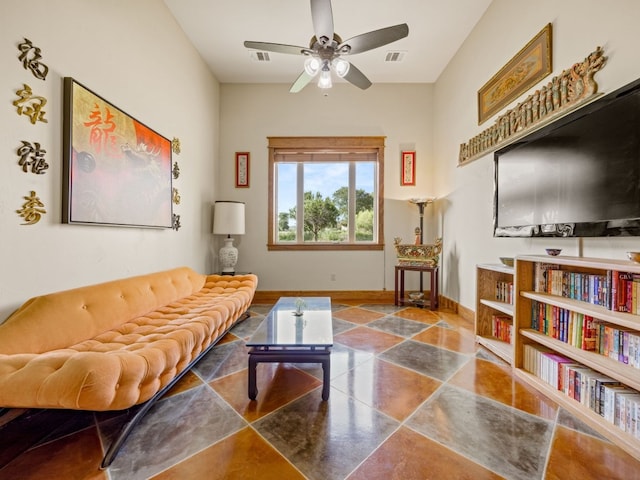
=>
[294,297,306,316]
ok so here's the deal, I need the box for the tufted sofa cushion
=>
[0,267,257,411]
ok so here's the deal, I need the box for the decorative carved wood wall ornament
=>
[458,46,607,166]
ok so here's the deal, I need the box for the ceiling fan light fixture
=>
[245,0,408,93]
[318,68,332,89]
[304,56,321,76]
[332,58,350,78]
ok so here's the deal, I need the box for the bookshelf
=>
[514,255,640,460]
[475,263,514,364]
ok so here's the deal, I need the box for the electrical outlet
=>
[330,273,336,281]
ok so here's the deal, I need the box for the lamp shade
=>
[213,201,245,235]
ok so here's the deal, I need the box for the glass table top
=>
[246,297,333,348]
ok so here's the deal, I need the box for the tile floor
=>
[1,302,640,480]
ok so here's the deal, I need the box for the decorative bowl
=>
[545,248,562,256]
[408,292,424,301]
[499,257,514,267]
[627,251,640,263]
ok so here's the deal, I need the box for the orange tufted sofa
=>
[0,266,257,466]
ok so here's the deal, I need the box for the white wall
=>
[434,0,640,310]
[5,1,637,318]
[0,0,220,320]
[218,83,435,292]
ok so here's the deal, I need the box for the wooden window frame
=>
[267,136,385,251]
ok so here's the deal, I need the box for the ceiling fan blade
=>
[343,63,372,90]
[338,23,409,55]
[244,41,308,56]
[289,71,314,93]
[310,0,334,45]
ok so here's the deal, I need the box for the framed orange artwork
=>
[401,151,415,186]
[62,77,173,228]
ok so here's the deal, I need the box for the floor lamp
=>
[213,201,245,274]
[409,198,434,292]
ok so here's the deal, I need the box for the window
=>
[268,137,385,251]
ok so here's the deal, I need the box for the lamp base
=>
[219,237,238,273]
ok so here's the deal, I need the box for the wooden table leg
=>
[394,266,399,306]
[435,268,439,309]
[428,267,439,310]
[429,269,436,310]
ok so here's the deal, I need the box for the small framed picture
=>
[235,152,250,188]
[401,151,416,186]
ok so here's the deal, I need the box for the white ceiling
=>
[164,0,493,87]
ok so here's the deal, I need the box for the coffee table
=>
[246,297,333,401]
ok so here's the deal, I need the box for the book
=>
[534,262,560,293]
[611,271,634,312]
[602,384,629,423]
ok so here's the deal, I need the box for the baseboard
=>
[252,290,471,320]
[442,297,474,322]
[253,290,396,304]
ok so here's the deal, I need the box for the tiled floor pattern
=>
[1,302,640,479]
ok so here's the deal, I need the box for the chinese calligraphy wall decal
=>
[62,78,173,228]
[172,162,180,179]
[17,191,46,225]
[13,84,47,124]
[17,38,48,80]
[458,46,607,166]
[172,188,181,205]
[172,214,181,231]
[17,141,48,174]
[171,138,181,154]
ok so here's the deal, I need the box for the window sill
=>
[267,243,384,251]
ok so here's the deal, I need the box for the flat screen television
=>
[494,76,640,237]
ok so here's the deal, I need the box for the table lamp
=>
[213,201,245,274]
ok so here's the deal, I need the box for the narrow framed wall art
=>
[235,152,250,188]
[401,151,416,186]
[477,23,552,125]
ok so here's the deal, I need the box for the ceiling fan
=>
[244,0,409,93]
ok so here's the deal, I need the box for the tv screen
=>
[494,77,640,237]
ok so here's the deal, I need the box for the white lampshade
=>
[332,57,350,78]
[213,201,245,235]
[304,56,321,77]
[213,201,245,274]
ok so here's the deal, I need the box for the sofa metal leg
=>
[100,309,252,469]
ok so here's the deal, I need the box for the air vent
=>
[385,51,406,62]
[250,51,271,62]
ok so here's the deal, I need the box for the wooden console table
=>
[394,265,439,310]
